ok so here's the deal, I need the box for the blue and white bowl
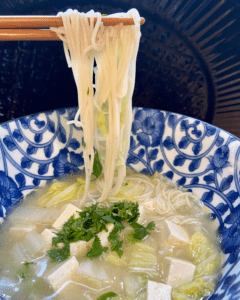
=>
[0,107,240,299]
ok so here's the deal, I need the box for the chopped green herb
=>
[92,150,103,179]
[97,291,117,300]
[48,243,70,262]
[83,142,86,148]
[124,183,128,186]
[87,87,90,95]
[19,272,26,279]
[125,230,140,244]
[24,262,34,266]
[47,201,155,262]
[109,226,123,257]
[130,221,155,240]
[101,14,108,16]
[87,236,108,259]
[17,261,34,280]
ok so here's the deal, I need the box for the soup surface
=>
[0,171,222,300]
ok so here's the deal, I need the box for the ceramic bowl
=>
[0,107,240,299]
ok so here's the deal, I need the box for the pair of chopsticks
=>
[0,16,145,41]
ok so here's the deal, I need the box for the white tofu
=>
[45,256,79,291]
[97,223,114,247]
[165,257,196,287]
[70,240,88,257]
[147,281,172,300]
[52,204,81,230]
[160,220,189,245]
[41,228,57,243]
[10,224,36,238]
[41,228,64,249]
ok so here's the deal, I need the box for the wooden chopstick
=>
[0,29,59,41]
[0,16,145,41]
[0,16,145,28]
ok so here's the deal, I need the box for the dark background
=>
[0,0,240,136]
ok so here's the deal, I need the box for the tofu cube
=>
[147,281,172,300]
[52,204,81,230]
[45,256,79,291]
[97,223,114,247]
[41,228,64,249]
[41,228,57,244]
[10,224,36,238]
[70,240,88,257]
[165,257,196,287]
[159,220,189,245]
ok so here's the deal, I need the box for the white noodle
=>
[51,9,141,206]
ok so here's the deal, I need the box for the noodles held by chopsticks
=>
[50,9,141,206]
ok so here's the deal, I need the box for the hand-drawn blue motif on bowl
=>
[53,148,84,177]
[219,204,240,265]
[1,107,240,299]
[207,146,231,176]
[132,109,165,147]
[0,171,22,213]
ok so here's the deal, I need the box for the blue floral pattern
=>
[207,146,231,175]
[132,109,165,147]
[53,148,84,177]
[1,107,240,299]
[0,171,22,215]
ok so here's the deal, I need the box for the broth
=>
[0,172,222,300]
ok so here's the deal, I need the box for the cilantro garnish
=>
[23,262,34,266]
[86,236,108,259]
[48,201,155,262]
[92,150,103,179]
[131,221,155,240]
[87,87,90,95]
[125,230,140,244]
[109,226,123,257]
[19,272,26,279]
[83,145,102,179]
[97,291,117,300]
[17,261,34,280]
[48,243,70,262]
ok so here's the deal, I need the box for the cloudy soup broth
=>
[0,170,222,300]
